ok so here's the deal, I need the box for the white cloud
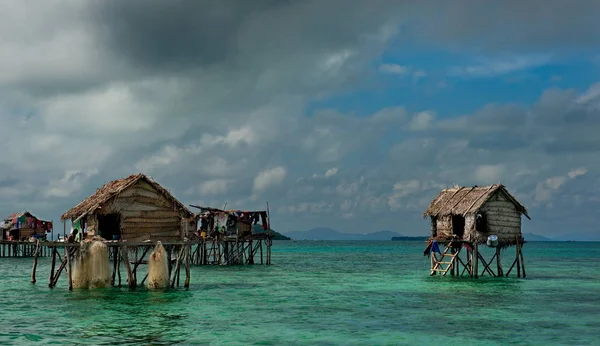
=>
[449,54,552,78]
[535,167,589,202]
[253,166,287,195]
[325,167,339,178]
[197,179,232,196]
[0,1,599,239]
[568,167,588,179]
[474,164,506,184]
[44,169,99,198]
[379,64,409,75]
[409,111,436,130]
[413,70,427,78]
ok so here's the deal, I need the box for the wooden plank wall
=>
[478,192,522,243]
[103,180,185,242]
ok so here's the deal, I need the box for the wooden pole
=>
[111,247,119,286]
[117,252,122,287]
[49,247,57,287]
[120,246,136,289]
[184,244,191,288]
[31,239,40,284]
[473,242,479,278]
[496,247,503,277]
[171,245,185,287]
[519,240,526,278]
[65,246,73,290]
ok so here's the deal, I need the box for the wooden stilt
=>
[171,245,185,288]
[65,246,73,290]
[131,246,150,282]
[111,247,119,286]
[117,253,122,287]
[31,239,40,284]
[473,243,479,278]
[496,247,504,277]
[120,246,136,289]
[516,243,521,278]
[518,240,526,278]
[49,248,57,288]
[184,244,191,288]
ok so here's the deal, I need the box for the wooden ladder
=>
[431,246,459,276]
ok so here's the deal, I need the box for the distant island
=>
[282,227,403,240]
[252,225,291,240]
[391,236,428,241]
[279,228,569,242]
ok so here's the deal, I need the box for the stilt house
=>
[60,173,195,242]
[1,211,53,241]
[423,184,530,247]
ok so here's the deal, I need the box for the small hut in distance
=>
[61,173,195,242]
[423,184,530,278]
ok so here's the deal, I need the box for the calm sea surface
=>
[0,241,599,345]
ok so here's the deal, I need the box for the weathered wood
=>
[131,246,151,282]
[31,239,40,284]
[122,216,182,224]
[184,244,191,288]
[518,237,526,278]
[111,247,119,286]
[487,219,521,228]
[516,242,521,278]
[478,252,496,276]
[170,245,185,287]
[473,243,479,278]
[49,248,57,287]
[65,246,73,290]
[120,246,136,289]
[496,247,504,276]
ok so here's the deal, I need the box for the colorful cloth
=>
[72,219,82,231]
[430,240,441,254]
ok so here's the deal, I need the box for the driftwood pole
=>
[171,245,185,288]
[496,247,504,276]
[473,243,479,278]
[31,239,40,284]
[516,240,521,278]
[49,247,57,287]
[518,237,526,278]
[120,246,136,289]
[65,246,73,290]
[184,244,191,288]
[111,247,119,286]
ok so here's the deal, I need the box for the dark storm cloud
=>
[87,0,401,72]
[88,0,286,69]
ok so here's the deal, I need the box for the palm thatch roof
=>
[423,184,530,219]
[61,173,193,221]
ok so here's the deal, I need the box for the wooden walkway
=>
[28,237,273,290]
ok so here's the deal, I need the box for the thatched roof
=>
[423,184,530,219]
[61,173,193,220]
[4,211,34,221]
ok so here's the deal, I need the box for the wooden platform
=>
[0,241,52,258]
[29,236,273,290]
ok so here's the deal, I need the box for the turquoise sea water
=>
[0,241,599,345]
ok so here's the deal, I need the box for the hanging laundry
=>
[251,213,260,225]
[430,240,441,254]
[72,219,82,231]
[260,212,269,230]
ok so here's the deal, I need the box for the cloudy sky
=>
[1,1,599,239]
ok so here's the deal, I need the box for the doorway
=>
[98,213,121,240]
[452,215,465,238]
